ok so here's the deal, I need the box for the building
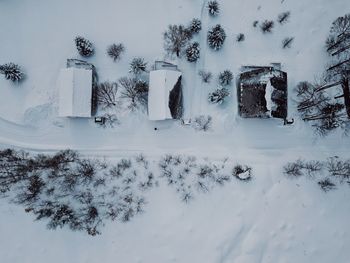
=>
[148,61,183,121]
[57,59,97,118]
[237,64,288,119]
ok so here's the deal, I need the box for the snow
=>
[58,68,92,118]
[265,79,273,115]
[148,69,182,121]
[0,0,350,262]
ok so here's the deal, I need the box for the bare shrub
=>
[107,43,125,62]
[236,33,245,42]
[327,156,350,180]
[199,70,212,83]
[278,11,291,24]
[283,159,323,177]
[282,37,294,48]
[318,179,336,192]
[192,115,213,131]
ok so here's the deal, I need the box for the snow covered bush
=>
[207,24,226,50]
[188,18,202,34]
[218,70,233,86]
[278,11,291,24]
[129,57,147,75]
[232,165,253,181]
[198,70,212,83]
[260,20,274,33]
[207,1,219,17]
[0,63,24,82]
[163,24,191,58]
[186,42,200,62]
[107,43,125,62]
[208,87,230,104]
[96,82,119,109]
[75,36,94,57]
[236,33,245,42]
[119,77,148,110]
[191,115,212,131]
[282,37,294,48]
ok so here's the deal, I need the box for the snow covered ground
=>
[1,0,350,262]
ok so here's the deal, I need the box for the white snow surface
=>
[148,69,182,121]
[58,68,92,118]
[0,0,350,262]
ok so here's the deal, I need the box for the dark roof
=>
[237,66,288,119]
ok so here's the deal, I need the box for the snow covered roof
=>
[58,67,92,118]
[238,66,288,119]
[148,69,182,121]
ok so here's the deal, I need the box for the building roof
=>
[58,67,92,118]
[237,65,288,119]
[148,69,182,121]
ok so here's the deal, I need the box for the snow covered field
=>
[1,0,350,262]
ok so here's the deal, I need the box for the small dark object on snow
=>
[75,36,94,57]
[154,127,158,131]
[284,118,294,125]
[236,33,245,42]
[260,20,274,33]
[253,21,259,28]
[278,11,291,24]
[95,117,105,124]
[208,1,220,17]
[282,37,294,48]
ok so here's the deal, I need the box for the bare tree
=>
[96,82,119,109]
[163,24,191,58]
[119,77,148,110]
